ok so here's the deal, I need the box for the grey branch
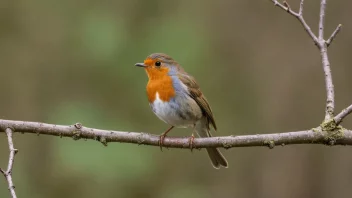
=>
[271,0,340,121]
[317,0,335,120]
[318,0,326,40]
[0,128,18,198]
[334,104,352,125]
[326,24,342,47]
[298,0,304,15]
[272,0,319,44]
[320,42,335,120]
[0,119,351,149]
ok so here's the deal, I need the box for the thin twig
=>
[334,104,352,125]
[317,0,335,120]
[272,0,298,16]
[271,0,319,45]
[271,0,336,120]
[326,24,342,47]
[0,119,351,149]
[283,1,291,12]
[298,0,304,15]
[0,128,18,198]
[318,0,326,40]
[320,45,335,120]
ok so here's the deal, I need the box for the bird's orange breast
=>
[145,67,175,103]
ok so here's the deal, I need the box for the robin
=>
[135,53,228,169]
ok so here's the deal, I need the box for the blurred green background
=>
[1,0,352,197]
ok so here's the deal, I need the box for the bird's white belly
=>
[150,92,201,128]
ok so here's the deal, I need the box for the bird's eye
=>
[155,61,161,67]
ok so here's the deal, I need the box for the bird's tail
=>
[194,118,228,169]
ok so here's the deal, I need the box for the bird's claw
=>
[189,134,195,152]
[159,134,166,151]
[158,126,174,151]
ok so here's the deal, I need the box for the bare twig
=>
[1,128,18,198]
[271,0,319,45]
[271,0,337,121]
[326,24,342,47]
[320,44,335,120]
[283,1,291,12]
[317,0,335,120]
[298,0,304,15]
[318,0,326,40]
[0,119,351,149]
[334,104,352,125]
[272,0,298,16]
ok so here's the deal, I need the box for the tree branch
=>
[271,0,319,45]
[0,119,351,149]
[271,0,339,120]
[298,0,304,16]
[317,0,335,120]
[318,0,326,40]
[334,104,352,125]
[320,44,334,120]
[326,24,342,47]
[0,128,18,198]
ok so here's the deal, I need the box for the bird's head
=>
[135,53,183,79]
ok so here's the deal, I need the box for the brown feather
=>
[177,73,217,130]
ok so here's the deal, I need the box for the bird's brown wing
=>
[178,74,217,130]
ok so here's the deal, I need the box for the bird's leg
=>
[159,126,174,151]
[189,133,195,152]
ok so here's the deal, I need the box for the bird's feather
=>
[177,73,217,130]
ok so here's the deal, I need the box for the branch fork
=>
[271,0,345,121]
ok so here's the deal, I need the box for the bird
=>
[135,53,228,169]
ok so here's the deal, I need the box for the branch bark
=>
[318,0,326,41]
[326,24,342,47]
[1,128,18,198]
[334,104,352,125]
[0,119,351,149]
[317,0,335,120]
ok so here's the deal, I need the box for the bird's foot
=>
[189,134,195,152]
[159,133,167,151]
[158,126,174,151]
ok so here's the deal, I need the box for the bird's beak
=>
[135,63,147,68]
